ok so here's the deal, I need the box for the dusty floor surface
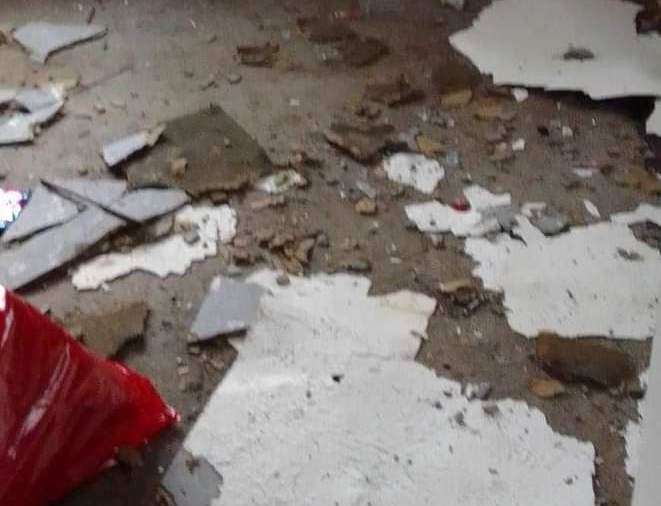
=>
[0,0,658,505]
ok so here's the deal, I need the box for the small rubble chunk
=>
[102,124,166,167]
[355,197,377,215]
[536,333,635,387]
[529,208,570,236]
[415,135,445,157]
[364,75,422,106]
[383,153,445,194]
[170,157,188,177]
[14,22,107,63]
[511,88,529,102]
[108,188,190,223]
[66,302,149,357]
[529,377,566,399]
[440,88,472,108]
[189,276,264,343]
[237,42,279,66]
[255,170,307,194]
[324,121,396,162]
[338,36,388,67]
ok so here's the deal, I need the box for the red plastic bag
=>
[0,287,177,506]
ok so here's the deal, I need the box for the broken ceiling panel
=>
[101,124,166,167]
[13,22,107,63]
[0,206,125,290]
[405,185,511,236]
[450,0,661,99]
[465,205,661,339]
[125,107,271,196]
[43,177,127,207]
[165,270,595,506]
[189,276,264,343]
[107,188,190,222]
[72,205,237,290]
[2,184,79,243]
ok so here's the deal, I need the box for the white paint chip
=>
[449,0,661,136]
[583,199,600,218]
[405,184,511,236]
[465,205,661,338]
[383,153,445,194]
[255,170,307,194]
[512,87,529,102]
[511,138,525,151]
[167,270,596,506]
[14,22,107,63]
[573,168,595,179]
[72,205,237,290]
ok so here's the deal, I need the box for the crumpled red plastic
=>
[0,287,177,506]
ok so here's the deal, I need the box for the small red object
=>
[451,197,471,211]
[0,287,177,506]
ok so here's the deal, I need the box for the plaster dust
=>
[169,270,596,506]
[465,205,661,339]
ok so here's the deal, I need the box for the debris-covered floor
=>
[1,0,660,505]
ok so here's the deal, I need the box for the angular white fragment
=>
[521,201,547,217]
[255,170,306,194]
[449,0,661,136]
[72,205,237,290]
[465,205,661,338]
[405,185,511,236]
[101,124,165,167]
[647,100,661,137]
[2,184,79,243]
[583,199,600,218]
[172,270,596,506]
[0,87,65,145]
[573,168,595,179]
[512,87,529,102]
[14,22,107,63]
[383,153,445,194]
[511,138,525,151]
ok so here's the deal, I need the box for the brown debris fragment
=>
[615,166,661,195]
[365,74,423,106]
[432,60,481,95]
[250,194,286,211]
[324,121,396,162]
[338,36,388,67]
[297,17,355,42]
[440,88,472,108]
[293,237,316,264]
[416,135,445,157]
[636,2,661,34]
[475,101,517,121]
[170,157,188,177]
[355,197,377,215]
[66,302,149,358]
[535,332,636,388]
[237,42,279,66]
[528,377,566,399]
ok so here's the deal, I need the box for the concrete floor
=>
[0,1,657,505]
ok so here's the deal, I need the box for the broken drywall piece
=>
[383,153,445,194]
[168,270,595,506]
[405,184,512,236]
[255,170,307,194]
[189,276,264,343]
[14,22,107,63]
[71,205,237,290]
[102,124,166,167]
[107,188,190,222]
[465,207,661,338]
[449,0,661,135]
[0,206,125,290]
[2,184,79,243]
[43,177,127,207]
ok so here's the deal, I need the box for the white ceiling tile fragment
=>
[383,153,445,194]
[465,205,661,339]
[44,177,127,207]
[71,205,237,290]
[14,22,107,63]
[167,270,596,506]
[405,184,511,236]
